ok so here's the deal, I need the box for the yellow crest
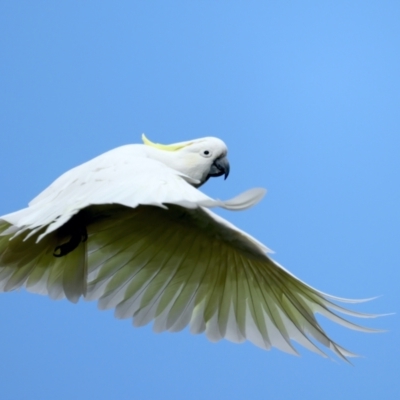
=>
[141,134,192,151]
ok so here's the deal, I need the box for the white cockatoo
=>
[0,135,379,361]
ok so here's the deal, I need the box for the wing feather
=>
[156,237,202,331]
[120,229,184,317]
[83,204,378,361]
[161,236,212,333]
[128,229,195,326]
[216,245,235,338]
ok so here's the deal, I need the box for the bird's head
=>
[142,134,230,187]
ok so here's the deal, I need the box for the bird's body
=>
[0,135,378,361]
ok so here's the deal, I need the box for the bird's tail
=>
[0,219,87,303]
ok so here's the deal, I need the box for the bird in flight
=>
[0,134,379,361]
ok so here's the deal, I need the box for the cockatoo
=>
[0,135,379,361]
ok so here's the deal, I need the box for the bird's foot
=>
[53,214,88,257]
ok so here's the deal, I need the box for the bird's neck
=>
[144,147,205,186]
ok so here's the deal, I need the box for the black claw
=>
[53,232,84,257]
[53,212,88,257]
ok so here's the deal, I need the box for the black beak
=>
[208,156,230,180]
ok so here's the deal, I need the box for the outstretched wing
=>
[84,204,379,362]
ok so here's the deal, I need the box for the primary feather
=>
[0,134,380,361]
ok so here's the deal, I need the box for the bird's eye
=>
[202,150,211,157]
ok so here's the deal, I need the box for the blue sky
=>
[0,2,399,399]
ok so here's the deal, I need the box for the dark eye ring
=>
[204,150,210,155]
